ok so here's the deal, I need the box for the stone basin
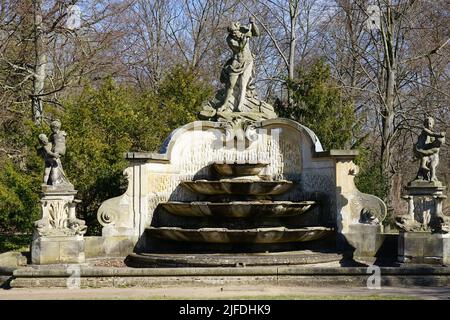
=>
[147,226,332,244]
[212,163,268,177]
[181,180,293,196]
[161,201,316,218]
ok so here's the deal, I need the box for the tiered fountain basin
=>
[147,162,333,246]
[182,180,293,195]
[147,226,332,244]
[212,163,268,176]
[161,201,316,218]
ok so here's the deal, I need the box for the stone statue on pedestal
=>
[32,120,86,264]
[396,116,448,235]
[395,117,449,264]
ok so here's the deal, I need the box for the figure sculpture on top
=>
[218,17,259,113]
[199,17,277,123]
[413,117,445,182]
[38,120,72,188]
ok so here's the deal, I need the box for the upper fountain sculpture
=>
[199,17,277,122]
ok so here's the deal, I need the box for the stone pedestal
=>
[396,181,449,265]
[403,181,447,233]
[31,185,87,265]
[398,232,449,265]
[31,235,85,264]
[345,224,383,258]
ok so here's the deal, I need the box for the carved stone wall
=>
[96,119,386,255]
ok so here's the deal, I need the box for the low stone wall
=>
[84,236,135,259]
[11,265,450,288]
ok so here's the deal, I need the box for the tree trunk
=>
[380,3,396,205]
[32,0,46,125]
[288,0,299,107]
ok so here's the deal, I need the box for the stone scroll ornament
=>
[199,17,277,140]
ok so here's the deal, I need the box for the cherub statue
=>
[37,120,71,187]
[413,117,445,182]
[49,119,67,156]
[218,17,260,113]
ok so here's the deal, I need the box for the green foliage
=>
[137,65,214,147]
[0,161,40,233]
[58,66,212,235]
[354,149,390,200]
[0,65,213,235]
[0,120,42,233]
[61,79,136,234]
[0,234,32,253]
[276,60,355,150]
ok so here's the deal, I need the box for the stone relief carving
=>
[396,195,449,234]
[359,208,380,225]
[34,198,86,237]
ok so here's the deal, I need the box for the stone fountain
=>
[11,19,449,291]
[26,18,387,267]
[91,18,387,267]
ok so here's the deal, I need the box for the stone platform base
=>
[31,236,85,264]
[10,265,450,288]
[125,251,343,268]
[398,232,449,264]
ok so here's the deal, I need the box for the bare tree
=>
[321,0,449,207]
[0,0,131,125]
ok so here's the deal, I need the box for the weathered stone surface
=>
[333,158,387,235]
[212,163,268,177]
[398,232,449,264]
[198,18,277,122]
[31,235,85,264]
[147,226,333,244]
[181,180,293,196]
[126,251,342,268]
[31,187,88,265]
[84,236,106,258]
[346,224,384,258]
[102,236,136,256]
[397,181,448,234]
[0,251,27,269]
[161,201,315,218]
[33,190,87,238]
[97,119,385,255]
[10,265,450,288]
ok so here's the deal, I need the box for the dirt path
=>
[1,285,449,300]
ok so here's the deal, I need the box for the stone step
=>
[125,251,343,268]
[10,265,450,288]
